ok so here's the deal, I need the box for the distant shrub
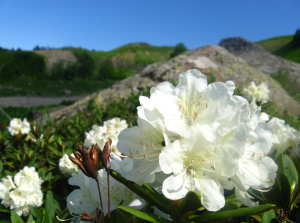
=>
[292,29,300,47]
[170,43,188,58]
[76,53,95,79]
[0,51,47,81]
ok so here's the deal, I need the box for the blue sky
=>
[0,0,299,52]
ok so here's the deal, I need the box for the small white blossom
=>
[84,117,127,151]
[104,117,128,134]
[59,154,79,175]
[7,118,30,136]
[242,82,269,104]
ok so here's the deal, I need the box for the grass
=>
[256,35,294,53]
[256,33,300,64]
[0,79,116,97]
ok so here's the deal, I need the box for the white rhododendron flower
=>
[0,166,43,216]
[84,118,127,150]
[267,117,300,159]
[67,153,145,220]
[59,154,79,175]
[242,82,269,105]
[228,108,276,207]
[117,69,277,211]
[7,118,30,136]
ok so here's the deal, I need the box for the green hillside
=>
[256,29,300,63]
[64,43,174,78]
[0,43,178,96]
[256,35,294,52]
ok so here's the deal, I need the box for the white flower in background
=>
[267,117,300,159]
[59,154,79,175]
[104,117,128,134]
[67,154,145,219]
[84,118,127,151]
[242,82,269,104]
[0,166,43,216]
[7,118,30,136]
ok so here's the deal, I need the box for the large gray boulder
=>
[219,37,300,95]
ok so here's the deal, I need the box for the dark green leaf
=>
[248,188,266,203]
[177,191,202,215]
[0,160,3,173]
[278,154,298,188]
[291,183,300,205]
[188,204,275,223]
[29,205,42,218]
[118,206,172,223]
[45,190,55,223]
[262,209,276,223]
[110,170,172,214]
[262,172,291,208]
[10,210,24,223]
[141,183,169,205]
[27,214,34,223]
[0,206,10,213]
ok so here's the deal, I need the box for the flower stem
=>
[95,177,105,223]
[107,168,111,222]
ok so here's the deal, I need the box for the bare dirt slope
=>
[34,49,77,71]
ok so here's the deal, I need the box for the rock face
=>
[219,37,300,95]
[35,44,300,124]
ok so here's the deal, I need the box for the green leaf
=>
[27,214,34,223]
[45,190,56,223]
[177,191,202,215]
[278,154,298,188]
[291,183,300,205]
[219,194,242,212]
[188,204,275,223]
[118,206,172,223]
[141,183,169,205]
[29,206,42,218]
[110,170,172,214]
[0,160,3,173]
[261,209,276,223]
[10,210,24,223]
[0,206,10,213]
[262,172,291,208]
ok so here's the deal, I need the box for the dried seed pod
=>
[102,139,114,171]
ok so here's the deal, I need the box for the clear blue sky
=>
[0,0,299,52]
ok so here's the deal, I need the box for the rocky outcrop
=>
[35,44,300,124]
[219,37,300,94]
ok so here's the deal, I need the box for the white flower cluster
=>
[117,69,277,211]
[84,118,128,151]
[0,166,43,216]
[7,118,30,136]
[67,153,144,222]
[242,81,269,105]
[59,154,79,175]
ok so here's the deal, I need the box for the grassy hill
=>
[0,43,176,97]
[64,43,174,78]
[256,29,300,63]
